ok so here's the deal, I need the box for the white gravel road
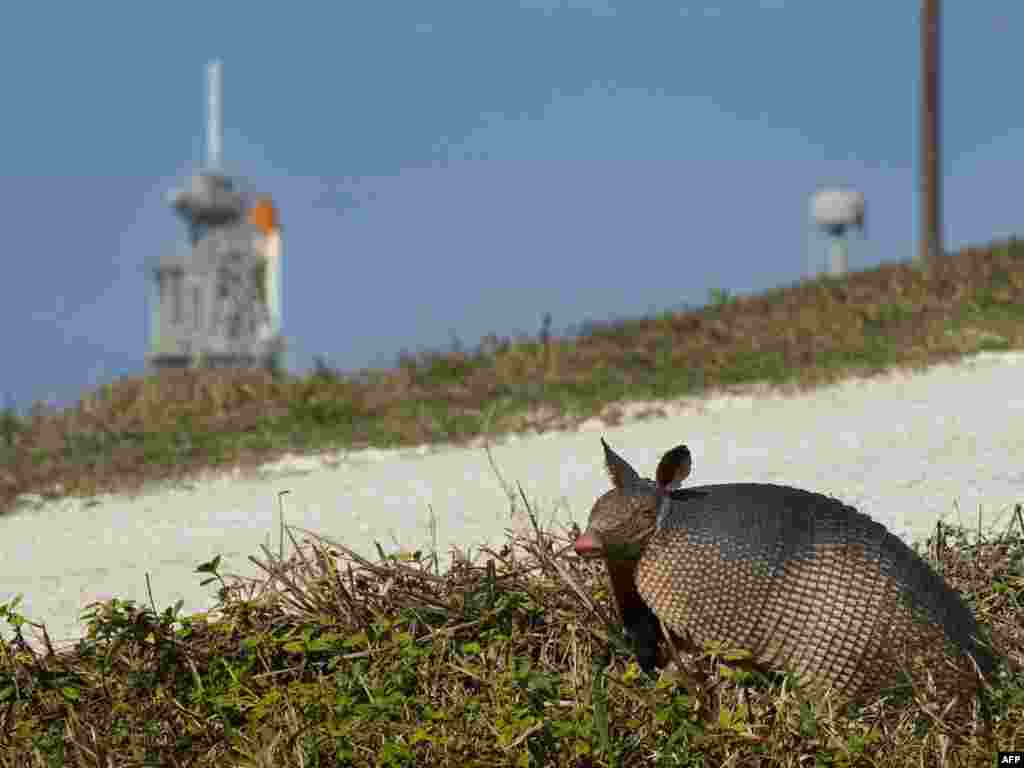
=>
[3,350,1022,649]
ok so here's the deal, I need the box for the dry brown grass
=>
[3,238,1024,515]
[2,239,1024,765]
[0,487,1019,766]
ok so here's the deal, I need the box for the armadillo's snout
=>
[574,530,604,558]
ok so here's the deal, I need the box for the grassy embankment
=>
[1,239,1023,765]
[4,238,1024,514]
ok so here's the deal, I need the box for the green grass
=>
[2,237,1024,765]
[1,498,1018,766]
[6,236,1024,509]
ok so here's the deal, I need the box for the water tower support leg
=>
[828,237,848,277]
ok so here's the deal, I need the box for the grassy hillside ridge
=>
[3,239,1024,766]
[3,237,1024,513]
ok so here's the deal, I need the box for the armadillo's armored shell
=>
[636,483,994,702]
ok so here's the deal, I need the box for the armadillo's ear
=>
[655,444,691,491]
[601,438,641,489]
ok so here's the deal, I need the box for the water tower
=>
[147,60,284,372]
[808,187,865,278]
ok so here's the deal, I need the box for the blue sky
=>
[3,1,1022,411]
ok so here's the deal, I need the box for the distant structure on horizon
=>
[147,60,284,372]
[807,186,866,279]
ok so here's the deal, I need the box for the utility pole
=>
[919,0,941,265]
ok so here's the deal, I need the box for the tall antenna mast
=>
[207,59,222,172]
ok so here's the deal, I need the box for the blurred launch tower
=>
[147,60,284,371]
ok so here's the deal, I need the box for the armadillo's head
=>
[574,439,691,562]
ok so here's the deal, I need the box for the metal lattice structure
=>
[147,60,283,372]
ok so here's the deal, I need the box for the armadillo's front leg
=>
[623,603,660,673]
[606,558,661,673]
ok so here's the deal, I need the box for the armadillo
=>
[574,439,995,703]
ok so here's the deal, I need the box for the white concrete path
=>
[3,350,1022,649]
